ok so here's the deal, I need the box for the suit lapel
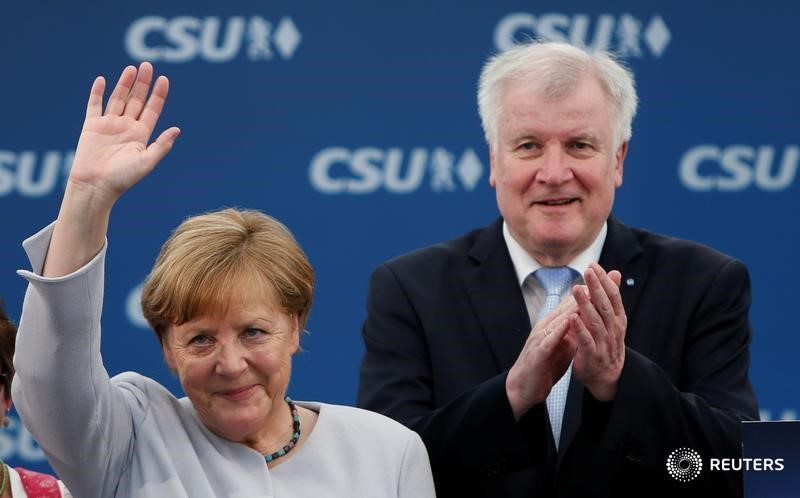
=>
[559,217,650,457]
[558,376,584,466]
[462,219,532,371]
[598,217,649,322]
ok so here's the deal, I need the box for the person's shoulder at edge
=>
[296,401,424,443]
[381,218,504,269]
[624,220,744,267]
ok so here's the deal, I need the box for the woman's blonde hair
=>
[141,208,314,342]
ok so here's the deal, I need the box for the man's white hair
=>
[478,41,638,149]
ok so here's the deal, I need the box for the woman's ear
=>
[1,393,13,426]
[161,333,177,372]
[291,314,301,354]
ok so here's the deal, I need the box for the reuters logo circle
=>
[666,447,702,482]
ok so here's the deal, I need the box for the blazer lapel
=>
[461,218,532,371]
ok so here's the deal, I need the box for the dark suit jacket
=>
[357,216,759,498]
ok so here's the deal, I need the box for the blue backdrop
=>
[1,0,797,472]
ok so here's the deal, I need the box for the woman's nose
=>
[214,343,248,377]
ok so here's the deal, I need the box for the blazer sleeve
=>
[358,263,551,481]
[579,257,758,494]
[12,224,137,498]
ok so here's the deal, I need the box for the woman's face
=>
[161,295,299,445]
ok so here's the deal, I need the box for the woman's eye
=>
[189,334,211,346]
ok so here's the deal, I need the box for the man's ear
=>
[614,141,628,187]
[489,144,497,187]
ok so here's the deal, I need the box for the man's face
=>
[489,75,627,266]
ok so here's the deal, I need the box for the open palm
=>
[69,62,180,202]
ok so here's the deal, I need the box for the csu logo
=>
[127,283,148,329]
[495,13,670,58]
[679,145,798,192]
[125,16,301,63]
[0,150,74,198]
[309,147,484,194]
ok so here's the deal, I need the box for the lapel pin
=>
[625,278,635,287]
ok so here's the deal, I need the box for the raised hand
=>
[570,263,627,401]
[69,62,180,206]
[43,62,180,278]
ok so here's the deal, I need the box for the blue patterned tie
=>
[533,266,577,450]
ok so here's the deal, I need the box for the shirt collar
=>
[503,220,608,286]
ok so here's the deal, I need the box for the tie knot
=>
[533,267,576,297]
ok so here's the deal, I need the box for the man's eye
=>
[519,142,538,150]
[243,328,266,339]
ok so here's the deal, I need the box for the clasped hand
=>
[570,263,627,402]
[506,263,626,419]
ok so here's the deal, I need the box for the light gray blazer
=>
[12,224,435,498]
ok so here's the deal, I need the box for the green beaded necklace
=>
[264,396,301,464]
[0,460,7,496]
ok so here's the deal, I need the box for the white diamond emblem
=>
[455,149,483,191]
[644,15,670,58]
[274,17,301,59]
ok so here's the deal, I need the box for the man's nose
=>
[536,147,573,184]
